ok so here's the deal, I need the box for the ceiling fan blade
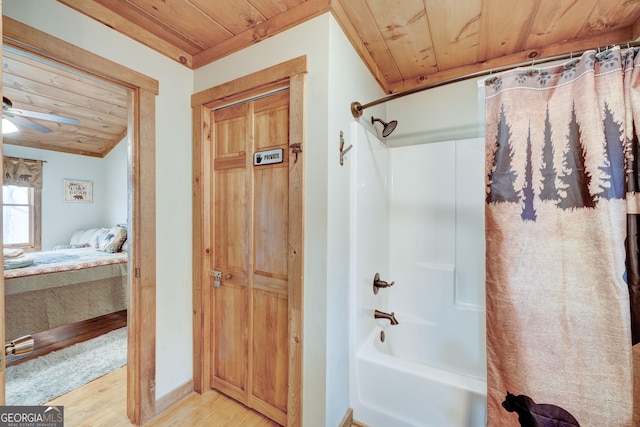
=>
[5,107,80,125]
[4,114,52,133]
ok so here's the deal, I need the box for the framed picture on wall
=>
[63,179,93,203]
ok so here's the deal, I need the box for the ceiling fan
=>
[2,96,80,134]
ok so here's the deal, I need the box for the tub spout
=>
[374,309,399,325]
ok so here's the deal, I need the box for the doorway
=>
[2,17,157,425]
[193,56,306,427]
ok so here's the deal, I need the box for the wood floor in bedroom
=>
[6,310,128,367]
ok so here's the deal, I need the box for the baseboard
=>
[338,408,353,427]
[155,379,194,415]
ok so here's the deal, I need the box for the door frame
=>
[1,16,157,425]
[192,56,306,426]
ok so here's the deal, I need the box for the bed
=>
[4,226,128,340]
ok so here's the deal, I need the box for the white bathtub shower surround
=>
[379,264,485,379]
[356,325,486,427]
[349,122,487,427]
[349,123,390,353]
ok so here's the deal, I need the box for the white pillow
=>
[76,228,101,246]
[3,248,24,258]
[69,229,88,245]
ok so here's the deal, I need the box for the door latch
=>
[209,270,222,288]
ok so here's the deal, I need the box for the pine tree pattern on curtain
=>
[484,47,638,426]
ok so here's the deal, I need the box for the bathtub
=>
[353,319,487,427]
[349,126,487,426]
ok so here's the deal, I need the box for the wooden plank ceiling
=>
[4,0,640,156]
[2,45,129,158]
[59,0,640,94]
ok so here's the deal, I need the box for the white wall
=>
[326,17,386,426]
[385,78,484,146]
[103,139,128,226]
[195,12,383,427]
[2,142,127,250]
[4,0,195,399]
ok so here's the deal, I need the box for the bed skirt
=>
[5,263,127,339]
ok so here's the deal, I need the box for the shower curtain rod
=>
[350,40,640,118]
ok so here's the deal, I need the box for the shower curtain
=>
[485,47,640,426]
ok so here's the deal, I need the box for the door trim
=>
[192,56,306,427]
[2,16,158,425]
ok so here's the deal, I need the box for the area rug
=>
[6,327,127,406]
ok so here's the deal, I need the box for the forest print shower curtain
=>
[485,47,640,426]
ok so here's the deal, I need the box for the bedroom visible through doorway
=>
[2,16,158,424]
[2,45,130,406]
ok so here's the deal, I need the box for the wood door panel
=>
[254,165,289,278]
[253,274,288,296]
[212,99,250,404]
[215,103,249,158]
[213,282,247,392]
[214,169,247,272]
[254,91,289,151]
[251,289,288,414]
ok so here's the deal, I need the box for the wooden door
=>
[211,90,292,425]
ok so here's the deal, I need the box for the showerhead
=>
[371,117,398,137]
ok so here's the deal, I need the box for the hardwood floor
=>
[8,312,279,426]
[47,367,280,426]
[6,310,128,367]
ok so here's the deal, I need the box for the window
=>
[3,185,41,250]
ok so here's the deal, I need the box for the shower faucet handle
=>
[373,272,395,295]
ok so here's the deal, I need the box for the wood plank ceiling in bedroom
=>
[2,44,128,158]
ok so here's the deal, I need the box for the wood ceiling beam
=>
[57,0,194,68]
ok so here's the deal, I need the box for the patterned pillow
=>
[97,226,128,253]
[90,228,110,248]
